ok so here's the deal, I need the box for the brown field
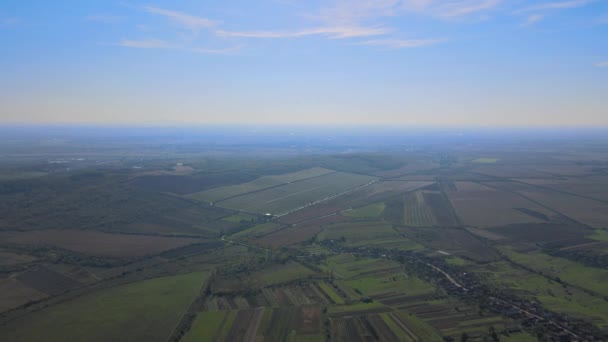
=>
[278,181,432,225]
[0,277,47,312]
[447,182,555,228]
[130,172,260,195]
[204,283,334,310]
[397,227,499,262]
[225,307,265,342]
[472,165,554,179]
[486,223,589,245]
[17,266,82,296]
[512,188,608,228]
[0,250,36,266]
[517,175,608,202]
[0,230,200,258]
[254,214,349,248]
[331,315,398,342]
[402,190,458,226]
[373,161,439,178]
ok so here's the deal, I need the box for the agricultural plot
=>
[517,176,608,202]
[229,221,286,240]
[0,277,46,313]
[204,282,338,310]
[213,172,377,216]
[402,190,459,226]
[396,227,499,262]
[224,307,265,342]
[396,299,510,338]
[343,202,385,219]
[255,306,322,341]
[501,248,608,297]
[190,167,333,203]
[182,310,237,342]
[404,191,435,226]
[252,214,349,248]
[0,229,201,258]
[472,165,554,179]
[0,250,36,266]
[130,171,261,195]
[486,223,589,246]
[504,185,608,228]
[16,265,81,296]
[373,160,439,178]
[330,314,399,341]
[470,261,608,328]
[381,311,443,341]
[277,180,432,225]
[318,221,421,251]
[447,182,556,228]
[0,272,207,342]
[211,262,319,293]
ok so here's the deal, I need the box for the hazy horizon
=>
[1,0,607,126]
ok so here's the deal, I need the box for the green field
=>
[221,212,258,223]
[318,222,398,244]
[182,310,237,342]
[343,202,386,218]
[214,172,377,215]
[229,221,283,239]
[318,282,345,304]
[345,272,434,297]
[0,272,207,342]
[502,248,608,297]
[392,311,443,341]
[257,263,317,285]
[190,167,333,203]
[473,261,608,328]
[404,191,437,226]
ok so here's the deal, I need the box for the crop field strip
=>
[211,171,378,215]
[189,167,334,203]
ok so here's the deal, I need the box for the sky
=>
[0,0,607,127]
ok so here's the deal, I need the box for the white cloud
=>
[354,38,444,48]
[143,6,218,31]
[117,39,240,55]
[516,0,594,13]
[118,39,172,49]
[522,14,545,26]
[596,61,608,68]
[436,0,502,18]
[217,26,391,39]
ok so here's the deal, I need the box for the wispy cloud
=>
[522,14,545,26]
[1,17,20,26]
[354,38,444,48]
[143,6,218,31]
[436,0,502,18]
[118,39,172,49]
[117,39,240,55]
[596,61,608,68]
[217,26,391,39]
[315,0,502,23]
[516,0,594,13]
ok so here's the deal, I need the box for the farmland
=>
[1,129,608,341]
[0,272,207,342]
[210,171,377,215]
[0,229,202,258]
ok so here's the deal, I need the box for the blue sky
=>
[1,0,607,126]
